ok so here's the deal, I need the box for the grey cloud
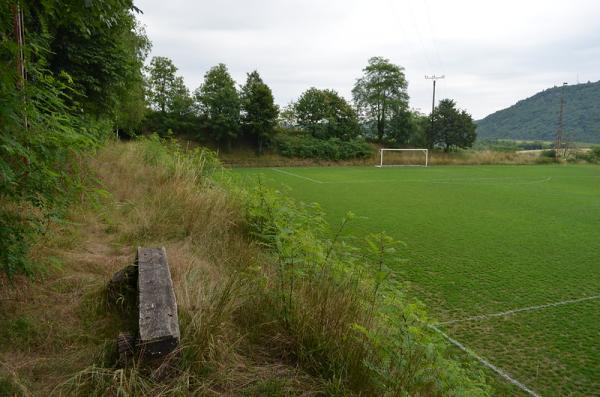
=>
[137,0,600,119]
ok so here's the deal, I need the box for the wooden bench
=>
[109,247,180,366]
[136,247,180,359]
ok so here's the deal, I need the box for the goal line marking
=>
[439,294,600,326]
[270,168,324,184]
[429,324,541,397]
[429,176,552,185]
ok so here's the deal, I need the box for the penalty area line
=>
[270,168,324,184]
[429,324,541,397]
[439,294,600,326]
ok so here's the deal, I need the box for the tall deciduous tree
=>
[294,88,359,140]
[194,63,240,149]
[427,99,477,151]
[146,56,177,113]
[43,0,149,117]
[240,71,279,154]
[144,56,194,136]
[352,57,409,142]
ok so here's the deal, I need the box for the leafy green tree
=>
[144,56,194,136]
[387,109,429,147]
[115,23,151,135]
[278,103,297,129]
[194,63,240,149]
[428,99,477,151]
[352,57,409,142]
[146,56,191,113]
[240,71,279,154]
[40,0,149,116]
[294,88,359,140]
[170,76,194,117]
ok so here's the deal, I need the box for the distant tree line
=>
[141,55,477,154]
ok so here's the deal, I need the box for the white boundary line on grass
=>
[270,168,324,184]
[439,294,600,326]
[429,324,542,397]
[430,176,552,185]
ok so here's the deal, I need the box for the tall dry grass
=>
[58,138,327,395]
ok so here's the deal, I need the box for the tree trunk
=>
[377,115,384,143]
[257,136,264,156]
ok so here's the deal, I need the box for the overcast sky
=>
[135,0,600,119]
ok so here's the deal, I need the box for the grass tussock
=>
[1,136,490,396]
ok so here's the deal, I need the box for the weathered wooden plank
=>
[137,247,180,359]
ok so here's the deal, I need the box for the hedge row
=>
[273,133,373,160]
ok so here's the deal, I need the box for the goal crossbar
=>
[376,148,428,167]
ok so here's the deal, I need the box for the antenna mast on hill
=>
[425,75,445,144]
[555,82,568,159]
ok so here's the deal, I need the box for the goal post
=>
[377,148,429,167]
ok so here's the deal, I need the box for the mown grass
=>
[235,164,600,396]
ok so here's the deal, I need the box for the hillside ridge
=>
[476,80,600,143]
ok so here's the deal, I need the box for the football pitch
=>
[235,164,600,396]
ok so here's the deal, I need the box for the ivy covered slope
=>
[476,80,600,143]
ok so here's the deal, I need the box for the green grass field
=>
[235,164,600,396]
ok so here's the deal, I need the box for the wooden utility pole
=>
[555,82,567,159]
[12,2,28,129]
[12,2,25,87]
[425,75,444,146]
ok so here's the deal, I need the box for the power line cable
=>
[386,0,430,70]
[404,0,435,71]
[421,0,445,73]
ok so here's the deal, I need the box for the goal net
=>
[376,148,428,167]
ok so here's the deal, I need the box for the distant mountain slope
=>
[476,80,600,143]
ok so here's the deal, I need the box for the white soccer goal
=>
[376,148,429,167]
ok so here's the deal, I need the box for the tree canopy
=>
[428,99,477,150]
[194,63,241,148]
[293,88,360,140]
[240,71,279,153]
[352,57,409,142]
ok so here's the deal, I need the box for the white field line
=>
[286,176,554,185]
[439,294,600,326]
[270,168,324,184]
[430,176,552,185]
[429,324,542,397]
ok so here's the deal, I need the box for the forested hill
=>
[476,80,600,143]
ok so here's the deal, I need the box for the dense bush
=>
[540,149,557,158]
[273,133,373,160]
[0,62,110,278]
